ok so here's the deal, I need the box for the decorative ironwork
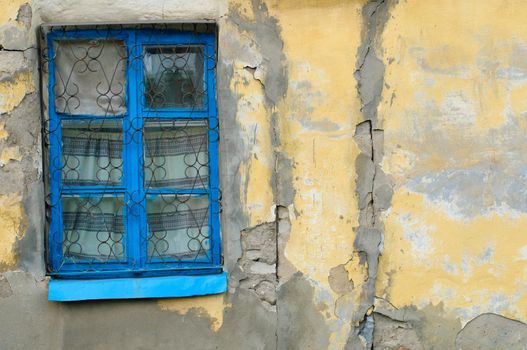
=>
[40,24,220,276]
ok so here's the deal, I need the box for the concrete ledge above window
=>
[48,272,227,301]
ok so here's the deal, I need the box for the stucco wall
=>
[1,0,527,349]
[375,1,527,348]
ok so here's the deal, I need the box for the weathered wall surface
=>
[1,0,527,349]
[375,0,527,349]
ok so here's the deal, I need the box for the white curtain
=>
[61,121,209,261]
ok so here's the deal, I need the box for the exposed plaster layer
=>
[0,272,64,350]
[373,297,462,349]
[0,0,29,24]
[235,221,278,307]
[229,203,293,332]
[220,0,288,277]
[355,0,392,129]
[350,1,394,348]
[229,0,287,107]
[0,0,35,51]
[372,313,424,350]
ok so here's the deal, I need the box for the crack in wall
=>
[0,46,36,52]
[349,0,395,349]
[226,4,291,349]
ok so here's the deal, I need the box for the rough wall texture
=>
[375,1,527,348]
[1,0,527,349]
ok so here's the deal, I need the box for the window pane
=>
[144,120,208,189]
[62,195,125,261]
[54,39,127,116]
[62,120,123,186]
[147,194,209,262]
[143,46,205,109]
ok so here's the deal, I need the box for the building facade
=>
[1,0,527,349]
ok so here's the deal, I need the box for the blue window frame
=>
[44,27,222,284]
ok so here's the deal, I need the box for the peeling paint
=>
[0,0,526,349]
[374,1,527,347]
[0,146,22,166]
[157,294,226,332]
[0,193,25,267]
[0,122,9,140]
[0,0,28,25]
[0,71,33,113]
[349,1,395,348]
[377,190,527,324]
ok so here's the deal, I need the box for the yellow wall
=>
[269,0,363,289]
[269,1,364,347]
[377,0,527,325]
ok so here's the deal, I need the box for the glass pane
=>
[62,120,123,186]
[54,39,127,116]
[62,195,125,261]
[143,46,205,109]
[144,120,208,189]
[147,194,209,262]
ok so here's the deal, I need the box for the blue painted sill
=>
[48,272,228,301]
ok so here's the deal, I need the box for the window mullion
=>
[125,31,145,271]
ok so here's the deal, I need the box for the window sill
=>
[48,272,227,301]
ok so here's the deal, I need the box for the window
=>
[42,25,225,301]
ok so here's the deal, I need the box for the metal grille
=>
[40,24,220,277]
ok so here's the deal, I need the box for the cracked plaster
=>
[0,0,526,349]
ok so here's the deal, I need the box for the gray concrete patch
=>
[0,272,64,350]
[272,151,295,207]
[228,0,287,107]
[277,272,330,350]
[456,313,527,350]
[349,1,398,347]
[0,272,277,350]
[17,181,46,279]
[413,303,461,350]
[60,288,277,350]
[349,0,403,346]
[355,0,394,128]
[0,274,13,298]
[216,59,248,273]
[328,263,354,295]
